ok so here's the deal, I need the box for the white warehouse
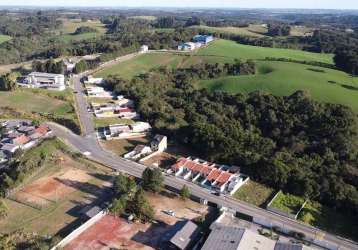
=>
[22,72,66,91]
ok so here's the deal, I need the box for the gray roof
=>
[170,220,198,250]
[274,242,305,250]
[1,143,18,152]
[81,205,102,218]
[201,226,244,250]
[0,150,6,158]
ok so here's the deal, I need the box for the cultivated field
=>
[191,24,268,37]
[0,34,12,44]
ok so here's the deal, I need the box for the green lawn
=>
[198,61,358,112]
[60,32,102,42]
[233,180,275,207]
[198,39,333,64]
[0,34,12,44]
[269,191,305,215]
[57,19,106,42]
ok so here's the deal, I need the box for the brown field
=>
[101,137,149,156]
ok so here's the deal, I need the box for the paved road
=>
[55,52,358,250]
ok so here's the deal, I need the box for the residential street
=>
[49,52,358,250]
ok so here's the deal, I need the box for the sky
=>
[0,0,357,10]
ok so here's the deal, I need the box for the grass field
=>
[198,61,358,112]
[94,117,134,128]
[0,139,113,237]
[198,39,333,64]
[57,19,106,42]
[191,24,268,37]
[101,137,149,156]
[233,180,275,207]
[0,34,12,44]
[129,15,157,21]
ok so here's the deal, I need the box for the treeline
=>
[105,70,358,219]
[73,26,97,35]
[32,58,64,74]
[267,24,291,37]
[262,57,336,70]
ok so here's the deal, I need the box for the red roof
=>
[35,125,49,135]
[13,134,30,145]
[171,158,187,171]
[118,107,134,113]
[216,172,232,184]
[207,169,221,182]
[192,162,204,173]
[200,165,213,175]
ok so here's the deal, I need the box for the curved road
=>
[50,57,358,250]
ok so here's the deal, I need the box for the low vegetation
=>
[0,34,11,44]
[233,181,275,207]
[269,191,305,215]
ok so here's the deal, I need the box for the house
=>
[178,42,196,51]
[22,72,66,91]
[0,150,7,164]
[101,124,131,140]
[169,220,199,250]
[193,35,214,44]
[124,145,152,160]
[0,143,20,155]
[170,157,249,194]
[150,134,167,152]
[114,107,138,119]
[86,86,114,98]
[130,122,151,133]
[34,125,51,137]
[63,60,76,73]
[140,45,149,53]
[17,125,35,135]
[85,75,105,85]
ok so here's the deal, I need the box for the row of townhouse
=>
[99,122,152,140]
[170,157,249,195]
[0,120,52,166]
[91,97,137,119]
[178,34,214,51]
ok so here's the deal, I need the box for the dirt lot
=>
[147,192,208,225]
[64,192,209,250]
[0,152,114,236]
[141,152,177,169]
[101,137,149,156]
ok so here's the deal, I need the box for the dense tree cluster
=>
[334,48,358,75]
[73,26,97,35]
[0,72,19,91]
[105,69,358,219]
[32,58,64,74]
[267,24,291,36]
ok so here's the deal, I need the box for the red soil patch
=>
[65,215,153,250]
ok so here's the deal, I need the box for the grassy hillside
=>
[198,61,358,112]
[0,34,12,44]
[198,39,333,64]
[57,19,106,42]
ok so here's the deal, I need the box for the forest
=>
[104,65,358,219]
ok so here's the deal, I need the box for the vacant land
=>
[197,39,333,64]
[0,89,73,115]
[130,15,157,21]
[0,34,12,44]
[0,140,113,237]
[268,191,305,215]
[94,117,134,128]
[191,24,268,37]
[57,19,106,42]
[64,192,208,250]
[101,137,150,156]
[142,152,177,169]
[233,180,275,207]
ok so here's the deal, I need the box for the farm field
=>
[0,34,12,44]
[198,61,358,112]
[197,39,333,64]
[191,24,268,37]
[233,180,275,207]
[0,139,114,237]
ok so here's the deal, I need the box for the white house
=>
[140,45,149,53]
[130,122,151,133]
[124,145,152,160]
[85,86,114,98]
[86,75,105,85]
[22,72,66,91]
[63,60,76,73]
[150,135,167,152]
[178,42,197,51]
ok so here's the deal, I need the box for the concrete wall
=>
[51,210,106,250]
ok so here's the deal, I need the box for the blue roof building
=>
[193,35,214,44]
